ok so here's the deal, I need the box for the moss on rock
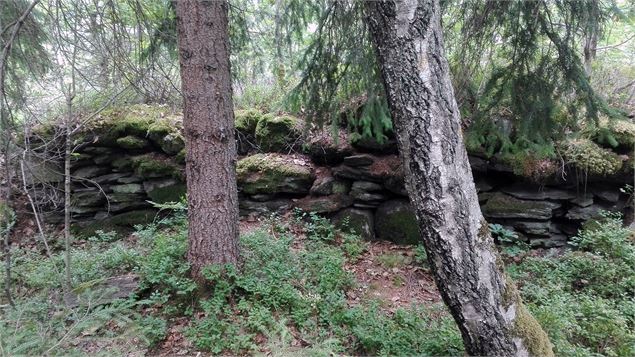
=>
[561,138,623,176]
[131,154,183,180]
[146,183,186,203]
[116,135,150,150]
[255,114,302,152]
[237,153,315,194]
[235,109,265,135]
[374,200,420,245]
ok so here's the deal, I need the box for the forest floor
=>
[153,219,443,356]
[3,205,635,356]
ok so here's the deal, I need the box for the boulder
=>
[255,114,302,152]
[481,193,560,220]
[234,109,263,136]
[304,129,353,165]
[237,154,315,195]
[375,199,420,245]
[153,133,185,155]
[293,194,353,213]
[332,208,375,241]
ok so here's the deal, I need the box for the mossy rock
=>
[112,156,135,170]
[255,114,302,152]
[116,135,150,150]
[146,182,187,203]
[561,138,623,176]
[130,154,183,180]
[235,109,265,135]
[375,199,420,245]
[81,104,183,147]
[237,153,315,195]
[332,208,375,241]
[482,193,560,220]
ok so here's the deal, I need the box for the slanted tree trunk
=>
[365,1,553,356]
[175,0,240,281]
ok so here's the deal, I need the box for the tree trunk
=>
[365,1,553,356]
[175,0,240,281]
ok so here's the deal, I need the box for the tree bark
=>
[175,0,240,281]
[365,1,553,356]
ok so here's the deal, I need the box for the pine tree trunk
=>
[365,1,553,356]
[175,0,240,281]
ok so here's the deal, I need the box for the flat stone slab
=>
[482,193,560,220]
[501,183,576,201]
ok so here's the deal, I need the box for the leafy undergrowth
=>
[1,210,634,356]
[506,212,635,357]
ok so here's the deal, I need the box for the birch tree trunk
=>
[175,0,240,281]
[365,1,553,356]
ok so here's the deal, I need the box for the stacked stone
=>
[29,105,630,246]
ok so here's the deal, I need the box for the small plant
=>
[87,230,118,242]
[489,223,518,243]
[413,244,428,266]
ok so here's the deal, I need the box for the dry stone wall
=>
[28,105,632,246]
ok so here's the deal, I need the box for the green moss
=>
[561,138,623,176]
[236,153,314,194]
[376,203,419,245]
[235,109,265,135]
[175,149,186,164]
[254,114,302,152]
[332,180,351,194]
[147,184,187,203]
[131,155,182,179]
[116,135,149,150]
[513,304,555,357]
